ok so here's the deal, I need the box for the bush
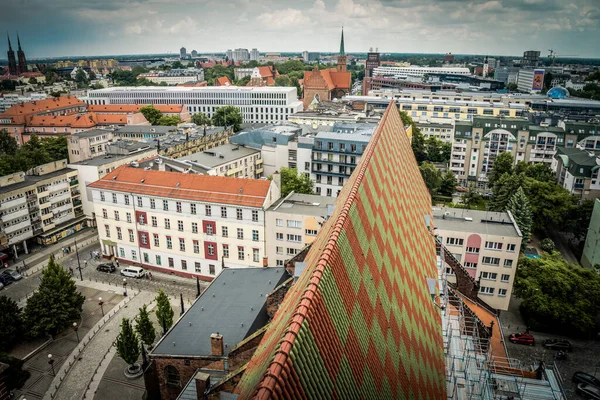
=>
[540,238,555,253]
[0,353,30,390]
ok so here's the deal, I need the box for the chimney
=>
[194,371,211,400]
[210,333,223,356]
[262,257,268,268]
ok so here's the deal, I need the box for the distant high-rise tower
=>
[337,27,346,73]
[16,33,27,74]
[6,33,17,76]
[180,47,187,59]
[483,56,489,78]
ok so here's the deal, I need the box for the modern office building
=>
[581,199,600,268]
[301,51,320,63]
[83,86,304,124]
[372,65,470,78]
[433,208,522,311]
[88,166,281,279]
[179,47,187,59]
[265,193,335,266]
[517,69,545,93]
[522,50,541,67]
[554,147,600,200]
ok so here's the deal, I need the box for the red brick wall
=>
[266,277,293,318]
[153,356,225,400]
[228,327,268,371]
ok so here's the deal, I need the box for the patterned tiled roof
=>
[235,102,446,399]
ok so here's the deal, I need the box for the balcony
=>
[41,212,54,221]
[255,158,263,165]
[255,167,264,175]
[50,181,70,193]
[49,191,70,203]
[0,196,27,211]
[52,203,73,214]
[70,179,79,186]
[574,183,585,190]
[39,201,52,210]
[53,213,74,226]
[226,165,244,177]
[73,199,82,207]
[1,207,29,222]
[4,219,31,235]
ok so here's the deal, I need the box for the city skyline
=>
[1,0,599,59]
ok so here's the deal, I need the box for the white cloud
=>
[124,23,143,35]
[168,17,198,34]
[257,8,310,29]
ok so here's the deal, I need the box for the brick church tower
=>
[17,34,27,74]
[6,34,17,76]
[337,27,347,73]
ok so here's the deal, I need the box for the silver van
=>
[120,266,145,278]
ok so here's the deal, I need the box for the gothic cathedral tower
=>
[337,27,347,73]
[17,34,27,74]
[6,33,17,76]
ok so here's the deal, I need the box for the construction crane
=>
[548,49,578,66]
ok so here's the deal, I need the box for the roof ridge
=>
[253,101,397,397]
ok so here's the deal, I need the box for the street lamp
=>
[48,354,55,376]
[73,322,80,343]
[74,238,83,281]
[123,278,127,296]
[98,297,104,316]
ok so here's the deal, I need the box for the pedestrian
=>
[69,267,74,276]
[62,247,65,254]
[115,260,119,268]
[149,272,153,281]
[89,251,93,260]
[84,260,88,268]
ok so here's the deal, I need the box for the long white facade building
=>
[83,86,304,124]
[372,66,471,78]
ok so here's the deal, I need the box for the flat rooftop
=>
[432,207,521,238]
[112,126,177,135]
[315,131,373,142]
[0,168,74,195]
[68,149,156,167]
[176,144,259,168]
[152,267,289,357]
[268,193,336,217]
[89,86,297,93]
[72,128,113,138]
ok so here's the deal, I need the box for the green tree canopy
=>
[274,75,293,86]
[140,105,163,125]
[74,69,88,87]
[156,116,182,126]
[514,254,600,335]
[274,167,314,197]
[22,256,85,337]
[155,290,174,335]
[135,304,156,347]
[488,172,527,212]
[459,185,481,209]
[400,111,427,163]
[115,318,141,367]
[526,179,574,230]
[419,162,442,195]
[191,112,212,126]
[0,129,18,156]
[488,152,514,186]
[506,187,533,247]
[233,76,251,86]
[212,105,243,132]
[439,171,457,197]
[0,295,23,351]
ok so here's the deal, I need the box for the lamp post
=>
[74,238,83,281]
[98,297,104,316]
[48,354,55,376]
[123,278,127,296]
[72,322,80,343]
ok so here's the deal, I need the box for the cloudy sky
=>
[2,0,599,58]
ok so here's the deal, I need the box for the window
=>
[466,247,479,254]
[192,222,198,233]
[190,203,196,214]
[236,208,243,220]
[481,272,497,280]
[252,210,259,222]
[137,197,143,207]
[168,257,174,268]
[287,234,301,242]
[165,219,170,229]
[124,195,129,205]
[193,240,199,253]
[287,248,298,256]
[126,213,132,223]
[209,265,215,275]
[138,214,145,225]
[163,200,169,211]
[501,274,510,282]
[222,226,228,237]
[445,267,455,275]
[238,246,245,260]
[176,201,182,213]
[150,199,155,209]
[207,244,215,256]
[153,234,159,247]
[112,193,117,203]
[276,232,283,240]
[485,241,503,250]
[100,192,105,201]
[116,227,122,240]
[253,248,259,263]
[237,228,244,239]
[131,250,137,261]
[498,288,507,296]
[305,229,317,236]
[252,230,259,241]
[287,220,301,229]
[206,224,214,235]
[326,188,332,197]
[166,236,172,249]
[276,246,283,254]
[102,209,108,219]
[446,238,464,246]
[507,244,516,252]
[479,286,495,295]
[152,216,157,227]
[220,206,228,218]
[195,262,201,272]
[181,260,187,270]
[223,244,229,258]
[276,219,283,227]
[144,252,149,263]
[179,238,185,251]
[141,233,148,245]
[114,211,120,221]
[178,220,184,231]
[482,256,500,265]
[276,260,284,266]
[504,259,513,267]
[464,262,477,269]
[129,229,134,242]
[156,255,162,265]
[205,205,212,216]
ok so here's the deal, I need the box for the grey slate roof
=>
[176,144,259,168]
[152,267,289,357]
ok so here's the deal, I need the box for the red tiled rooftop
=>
[0,96,85,118]
[88,104,184,113]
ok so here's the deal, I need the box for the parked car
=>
[508,333,535,346]
[96,264,116,273]
[573,371,600,387]
[455,186,468,192]
[120,266,145,279]
[0,281,3,290]
[576,384,600,400]
[542,339,572,352]
[1,269,22,282]
[0,275,11,287]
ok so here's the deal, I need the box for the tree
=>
[140,105,163,125]
[419,162,442,195]
[212,105,243,132]
[0,296,22,350]
[459,185,481,209]
[22,256,85,337]
[488,172,527,212]
[506,187,533,247]
[171,61,184,69]
[507,83,519,92]
[74,69,88,87]
[156,116,182,126]
[439,171,457,197]
[135,304,156,348]
[525,179,574,230]
[0,129,18,156]
[400,111,427,163]
[91,82,104,90]
[233,76,251,86]
[522,162,555,183]
[0,354,30,391]
[275,167,314,197]
[28,77,38,85]
[514,254,600,335]
[274,75,293,86]
[191,112,212,126]
[155,290,174,335]
[540,238,555,253]
[488,152,514,186]
[564,199,595,242]
[115,318,141,369]
[425,137,451,163]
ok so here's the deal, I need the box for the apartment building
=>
[0,160,85,256]
[265,193,335,266]
[83,86,304,124]
[433,208,522,310]
[554,147,600,200]
[88,167,281,279]
[416,119,455,142]
[68,129,114,163]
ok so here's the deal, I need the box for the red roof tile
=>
[88,166,272,208]
[88,104,184,113]
[216,76,232,86]
[0,96,85,119]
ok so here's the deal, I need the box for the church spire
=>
[7,32,12,51]
[17,32,22,50]
[339,26,345,56]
